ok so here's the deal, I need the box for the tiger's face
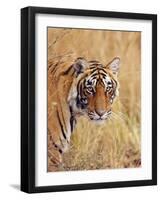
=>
[68,57,120,121]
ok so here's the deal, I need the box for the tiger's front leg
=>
[48,135,64,171]
[48,112,71,171]
[48,133,71,171]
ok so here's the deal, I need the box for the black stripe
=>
[99,68,108,74]
[90,73,98,78]
[88,60,102,66]
[78,80,84,99]
[90,67,106,74]
[69,106,73,132]
[89,60,101,64]
[53,142,63,154]
[76,76,86,99]
[89,63,102,67]
[70,106,77,133]
[90,68,98,74]
[89,66,97,69]
[56,110,67,140]
[112,79,118,89]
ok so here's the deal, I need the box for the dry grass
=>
[47,28,141,171]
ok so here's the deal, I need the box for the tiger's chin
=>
[92,119,108,125]
[88,116,109,124]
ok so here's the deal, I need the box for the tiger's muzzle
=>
[88,109,111,121]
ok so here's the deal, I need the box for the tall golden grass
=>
[48,28,141,171]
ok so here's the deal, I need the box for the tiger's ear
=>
[73,57,89,76]
[106,57,120,75]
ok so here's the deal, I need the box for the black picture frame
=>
[21,6,157,193]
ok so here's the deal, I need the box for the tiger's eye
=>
[107,81,112,87]
[106,87,110,91]
[87,80,92,85]
[88,87,93,91]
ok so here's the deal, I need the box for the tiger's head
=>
[68,57,120,121]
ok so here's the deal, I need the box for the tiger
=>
[48,57,120,170]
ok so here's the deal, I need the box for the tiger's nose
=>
[96,110,106,117]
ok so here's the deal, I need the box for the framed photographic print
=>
[21,6,157,193]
